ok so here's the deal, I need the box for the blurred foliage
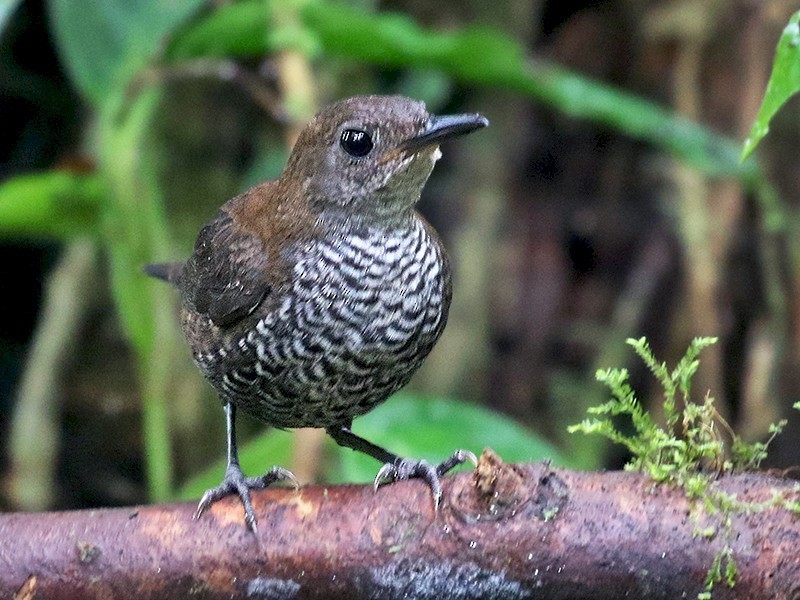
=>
[0,172,103,239]
[50,0,205,104]
[1,0,798,505]
[742,10,800,159]
[167,0,756,179]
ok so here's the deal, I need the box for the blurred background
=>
[1,0,799,512]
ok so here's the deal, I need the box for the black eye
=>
[340,129,373,157]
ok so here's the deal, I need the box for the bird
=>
[146,95,489,531]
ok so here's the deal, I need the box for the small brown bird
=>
[147,95,488,531]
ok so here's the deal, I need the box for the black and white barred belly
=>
[195,216,451,428]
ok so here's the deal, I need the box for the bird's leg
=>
[194,401,298,533]
[325,424,476,510]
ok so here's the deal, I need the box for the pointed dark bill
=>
[398,113,489,153]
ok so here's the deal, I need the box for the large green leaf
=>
[0,171,104,239]
[742,11,800,159]
[330,394,571,484]
[47,0,204,103]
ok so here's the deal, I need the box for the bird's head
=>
[284,95,488,222]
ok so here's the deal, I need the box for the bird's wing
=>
[180,211,272,328]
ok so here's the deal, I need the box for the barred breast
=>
[192,213,451,428]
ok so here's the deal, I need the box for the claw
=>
[245,513,258,535]
[437,449,478,475]
[193,463,298,532]
[276,467,301,490]
[372,449,476,510]
[373,462,398,491]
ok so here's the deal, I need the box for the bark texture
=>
[2,453,799,599]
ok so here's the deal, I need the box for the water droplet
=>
[661,552,666,559]
[527,553,533,561]
[469,540,477,549]
[442,525,450,534]
[331,574,337,582]
[534,569,539,576]
[557,567,562,573]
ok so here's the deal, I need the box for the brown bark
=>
[1,454,799,599]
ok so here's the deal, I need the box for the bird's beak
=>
[397,113,489,154]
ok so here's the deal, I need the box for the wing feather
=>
[180,210,271,328]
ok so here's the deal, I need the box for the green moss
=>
[569,337,794,598]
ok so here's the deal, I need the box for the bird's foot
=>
[373,449,477,510]
[194,463,299,533]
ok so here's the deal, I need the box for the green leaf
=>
[98,87,178,501]
[167,0,320,61]
[166,0,755,181]
[305,2,753,179]
[0,171,105,239]
[330,394,570,484]
[48,0,204,103]
[742,11,800,159]
[175,429,295,501]
[99,88,168,357]
[166,0,270,60]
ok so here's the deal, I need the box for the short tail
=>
[143,262,184,285]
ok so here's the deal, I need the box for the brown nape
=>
[226,180,317,288]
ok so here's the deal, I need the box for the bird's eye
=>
[340,129,373,157]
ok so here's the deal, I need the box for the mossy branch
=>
[570,337,796,598]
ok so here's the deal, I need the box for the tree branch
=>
[2,452,799,599]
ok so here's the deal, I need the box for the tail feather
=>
[143,262,184,285]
